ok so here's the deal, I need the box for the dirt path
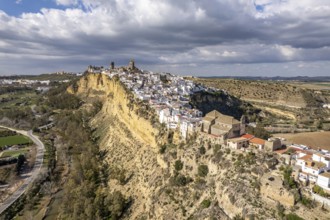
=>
[0,126,45,215]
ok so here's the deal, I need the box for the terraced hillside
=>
[190,78,330,133]
[191,78,326,108]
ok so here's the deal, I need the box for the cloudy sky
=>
[0,0,330,76]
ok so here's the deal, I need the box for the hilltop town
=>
[89,60,207,139]
[88,61,330,206]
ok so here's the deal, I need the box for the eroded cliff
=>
[69,73,160,148]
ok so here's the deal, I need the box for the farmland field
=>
[1,148,29,158]
[290,82,330,90]
[274,131,330,150]
[0,135,32,147]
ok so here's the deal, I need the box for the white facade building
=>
[317,172,330,191]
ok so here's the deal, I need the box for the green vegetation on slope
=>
[2,79,131,219]
[0,135,32,147]
[1,148,29,158]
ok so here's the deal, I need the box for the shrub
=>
[159,145,166,154]
[174,160,184,171]
[301,195,315,208]
[313,185,328,197]
[198,165,209,177]
[276,203,285,219]
[286,213,304,220]
[213,144,221,153]
[199,146,206,155]
[201,199,211,209]
[171,174,193,187]
[233,214,244,220]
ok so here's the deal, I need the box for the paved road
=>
[0,126,45,215]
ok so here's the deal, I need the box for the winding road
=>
[0,125,45,215]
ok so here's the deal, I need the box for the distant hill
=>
[0,73,78,81]
[198,76,330,82]
[190,78,327,109]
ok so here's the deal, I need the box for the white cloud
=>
[0,0,330,75]
[276,45,296,59]
[55,0,78,6]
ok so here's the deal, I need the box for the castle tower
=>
[128,59,135,70]
[110,61,115,70]
[87,65,93,73]
[240,115,247,135]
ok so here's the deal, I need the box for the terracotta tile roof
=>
[298,154,312,161]
[275,149,288,154]
[275,146,301,155]
[250,137,265,145]
[295,149,313,155]
[242,134,254,139]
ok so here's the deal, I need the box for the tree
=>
[16,154,25,175]
[282,166,296,189]
[198,164,209,177]
[246,125,271,139]
[199,146,206,155]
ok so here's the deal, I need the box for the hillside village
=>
[88,61,330,208]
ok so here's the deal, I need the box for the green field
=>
[0,90,38,108]
[0,135,32,147]
[1,148,29,158]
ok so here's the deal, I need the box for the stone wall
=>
[311,192,330,208]
[260,173,295,207]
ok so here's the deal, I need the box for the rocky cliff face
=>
[68,73,300,219]
[190,90,260,119]
[69,73,160,148]
[69,73,173,219]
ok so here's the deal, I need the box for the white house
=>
[159,108,171,124]
[297,152,329,183]
[227,137,249,150]
[317,172,330,191]
[312,153,330,170]
[296,153,312,167]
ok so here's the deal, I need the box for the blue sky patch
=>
[0,0,68,17]
[255,4,265,12]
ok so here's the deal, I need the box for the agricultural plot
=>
[0,135,32,147]
[274,131,330,150]
[0,90,38,108]
[1,148,29,158]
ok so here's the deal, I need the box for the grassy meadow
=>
[0,135,32,147]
